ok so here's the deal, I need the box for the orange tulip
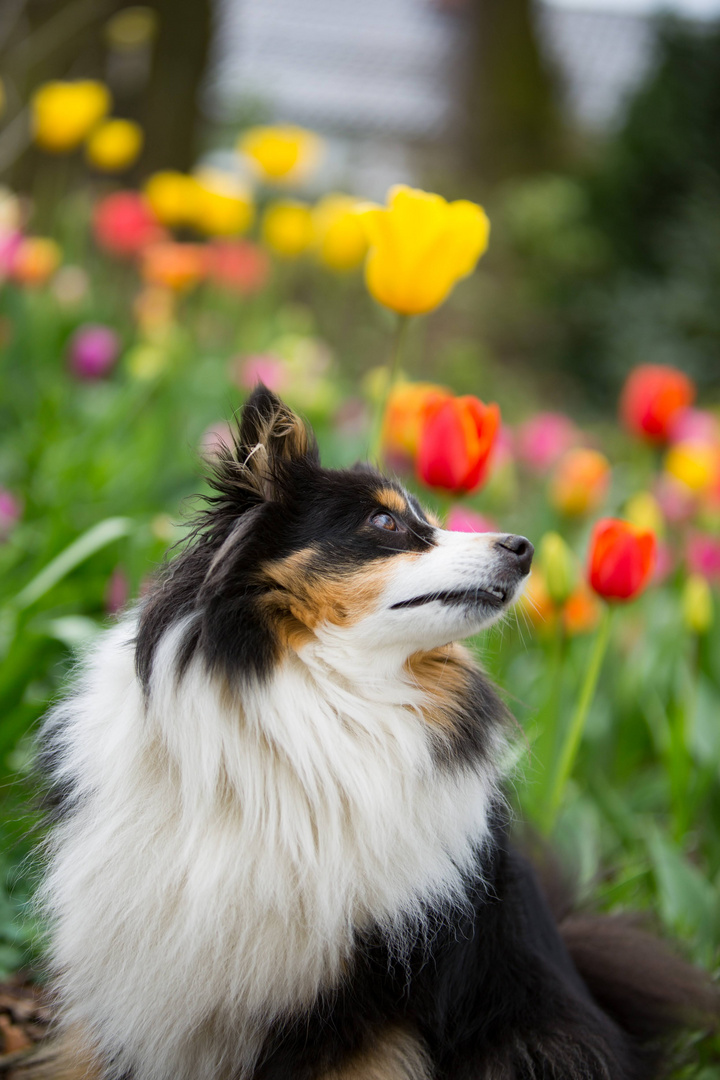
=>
[381,382,451,465]
[550,448,610,516]
[620,364,695,443]
[563,582,602,636]
[588,518,656,602]
[417,396,500,493]
[141,242,206,292]
[519,570,555,631]
[11,237,61,286]
[521,565,601,637]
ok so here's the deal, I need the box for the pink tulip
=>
[654,473,697,524]
[446,507,498,533]
[105,566,130,615]
[0,231,23,277]
[200,421,235,459]
[652,542,674,585]
[669,408,720,446]
[69,324,121,379]
[232,354,287,393]
[0,489,21,540]
[687,533,720,584]
[516,412,579,472]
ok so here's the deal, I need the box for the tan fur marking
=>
[424,509,441,528]
[7,1029,105,1080]
[261,548,392,642]
[373,488,408,516]
[318,1025,432,1080]
[405,643,474,732]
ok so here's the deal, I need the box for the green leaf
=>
[11,517,133,612]
[33,615,101,649]
[647,825,719,962]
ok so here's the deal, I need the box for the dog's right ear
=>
[219,384,319,503]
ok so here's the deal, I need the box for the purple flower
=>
[68,324,121,379]
[0,489,22,540]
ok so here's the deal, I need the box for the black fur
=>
[253,814,643,1080]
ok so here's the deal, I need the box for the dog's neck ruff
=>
[41,614,502,1080]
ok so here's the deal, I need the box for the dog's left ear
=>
[234,384,319,499]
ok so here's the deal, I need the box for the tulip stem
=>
[543,605,614,832]
[370,314,410,461]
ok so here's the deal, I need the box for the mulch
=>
[0,980,52,1074]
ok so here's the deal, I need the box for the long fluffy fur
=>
[38,615,501,1080]
[28,387,716,1080]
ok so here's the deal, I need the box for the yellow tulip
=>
[192,169,254,236]
[32,81,110,153]
[312,194,368,272]
[86,119,143,172]
[665,441,720,494]
[682,574,713,635]
[262,200,314,258]
[359,185,490,316]
[238,125,322,183]
[143,171,202,228]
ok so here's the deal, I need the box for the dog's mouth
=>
[390,585,508,611]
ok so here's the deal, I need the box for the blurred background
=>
[1,0,720,1070]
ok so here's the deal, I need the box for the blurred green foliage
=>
[496,17,720,402]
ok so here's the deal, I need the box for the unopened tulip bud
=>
[539,532,577,605]
[625,490,664,538]
[682,574,713,635]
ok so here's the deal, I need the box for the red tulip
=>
[417,396,500,493]
[620,364,695,443]
[93,191,165,258]
[206,240,270,295]
[588,518,656,602]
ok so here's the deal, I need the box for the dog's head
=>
[136,386,532,688]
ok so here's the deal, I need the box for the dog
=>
[22,386,715,1080]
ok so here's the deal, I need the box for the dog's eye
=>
[370,511,398,532]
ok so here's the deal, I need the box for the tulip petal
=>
[444,201,491,278]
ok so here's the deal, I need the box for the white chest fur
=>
[41,617,498,1080]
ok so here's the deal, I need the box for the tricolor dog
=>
[29,387,714,1080]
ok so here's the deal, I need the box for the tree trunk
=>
[137,0,213,173]
[463,0,564,183]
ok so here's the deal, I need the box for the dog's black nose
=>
[496,535,534,574]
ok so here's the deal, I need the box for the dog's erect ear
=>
[238,385,317,467]
[224,384,319,501]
